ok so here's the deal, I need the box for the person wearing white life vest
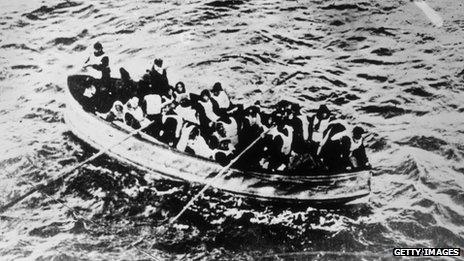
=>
[261,111,294,171]
[176,125,214,159]
[96,100,124,122]
[172,81,189,102]
[175,97,200,124]
[317,121,353,171]
[309,105,333,144]
[124,97,147,129]
[158,114,184,146]
[83,42,107,79]
[216,116,239,146]
[212,140,235,165]
[197,90,220,122]
[210,82,231,114]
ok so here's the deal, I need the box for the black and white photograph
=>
[0,0,463,260]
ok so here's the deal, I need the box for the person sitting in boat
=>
[348,126,371,170]
[158,113,184,147]
[260,111,294,172]
[124,97,146,129]
[172,81,188,102]
[216,115,239,147]
[317,121,352,172]
[212,139,235,165]
[234,105,267,170]
[175,97,200,124]
[308,105,334,163]
[176,124,214,159]
[149,58,170,96]
[96,100,125,122]
[196,89,220,136]
[210,82,232,114]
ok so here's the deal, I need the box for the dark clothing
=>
[149,67,170,96]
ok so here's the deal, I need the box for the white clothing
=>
[211,90,231,109]
[187,136,213,159]
[144,94,162,115]
[312,117,330,143]
[175,105,199,124]
[176,124,195,152]
[269,126,294,155]
[219,118,239,145]
[199,100,219,122]
[297,115,310,141]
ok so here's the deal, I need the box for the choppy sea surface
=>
[1,0,464,260]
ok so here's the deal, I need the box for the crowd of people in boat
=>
[81,42,371,174]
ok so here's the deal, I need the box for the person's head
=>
[129,97,139,109]
[154,58,163,67]
[316,105,331,120]
[113,101,123,112]
[352,126,365,140]
[101,56,109,67]
[216,123,225,137]
[200,90,210,102]
[93,42,103,51]
[219,140,230,150]
[245,105,260,118]
[212,82,222,95]
[175,81,186,93]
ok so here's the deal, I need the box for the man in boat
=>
[234,105,267,170]
[83,42,106,76]
[158,112,184,147]
[286,105,319,171]
[317,121,372,172]
[149,58,170,96]
[347,126,371,170]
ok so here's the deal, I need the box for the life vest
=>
[144,94,162,115]
[311,116,331,143]
[176,124,195,152]
[109,100,124,121]
[175,105,199,124]
[187,135,214,158]
[83,51,107,79]
[220,117,239,145]
[124,97,144,122]
[211,90,231,109]
[297,115,310,141]
[199,100,219,122]
[269,126,294,155]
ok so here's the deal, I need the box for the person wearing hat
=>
[149,58,170,96]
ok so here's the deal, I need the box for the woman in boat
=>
[172,81,188,102]
[124,97,146,129]
[96,100,125,122]
[158,113,184,147]
[196,90,220,136]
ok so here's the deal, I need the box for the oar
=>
[169,127,273,225]
[0,120,155,214]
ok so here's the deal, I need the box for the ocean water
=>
[1,0,463,260]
